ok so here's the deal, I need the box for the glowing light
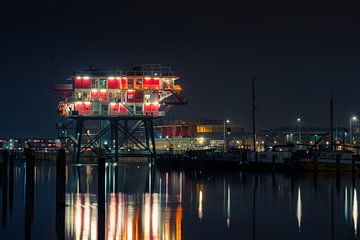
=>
[76,76,81,79]
[110,102,116,106]
[100,89,107,92]
[227,185,231,228]
[91,89,98,92]
[353,188,358,236]
[83,76,90,80]
[108,76,115,80]
[198,190,203,221]
[345,187,349,223]
[297,187,302,232]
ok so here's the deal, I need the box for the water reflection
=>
[65,165,183,240]
[297,186,302,232]
[2,163,360,239]
[353,188,358,236]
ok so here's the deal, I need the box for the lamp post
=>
[297,118,302,150]
[350,116,357,145]
[223,119,230,152]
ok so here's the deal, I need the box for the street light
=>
[350,116,357,145]
[297,118,302,150]
[224,119,230,152]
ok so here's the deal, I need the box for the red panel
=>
[74,78,82,88]
[108,78,120,89]
[121,78,128,89]
[152,78,160,89]
[75,102,84,111]
[120,104,127,113]
[151,104,159,112]
[109,102,118,111]
[99,90,108,102]
[127,91,135,103]
[82,77,91,88]
[84,102,92,110]
[91,90,99,100]
[144,104,152,112]
[143,78,151,89]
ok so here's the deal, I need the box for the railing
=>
[69,110,165,117]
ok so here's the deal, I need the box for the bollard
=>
[25,149,35,197]
[2,150,9,228]
[9,155,14,215]
[56,148,66,206]
[24,149,34,240]
[98,156,106,240]
[2,150,9,190]
[56,149,66,240]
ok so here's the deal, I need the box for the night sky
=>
[1,1,360,138]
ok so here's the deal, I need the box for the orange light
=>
[144,77,151,80]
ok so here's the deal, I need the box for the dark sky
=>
[1,0,360,137]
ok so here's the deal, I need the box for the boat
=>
[297,152,360,171]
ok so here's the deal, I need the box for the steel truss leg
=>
[124,120,128,150]
[110,119,119,162]
[74,119,83,163]
[149,119,156,162]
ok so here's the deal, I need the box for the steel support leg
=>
[144,120,150,152]
[114,120,119,162]
[124,120,128,150]
[75,119,83,163]
[149,119,156,162]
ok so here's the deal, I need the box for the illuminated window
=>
[144,94,150,103]
[76,92,82,100]
[108,92,116,101]
[82,92,89,101]
[136,79,143,89]
[99,79,106,88]
[91,79,98,88]
[197,125,212,133]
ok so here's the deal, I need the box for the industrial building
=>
[53,64,186,161]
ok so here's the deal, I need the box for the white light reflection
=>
[345,187,349,223]
[198,190,203,221]
[353,188,358,236]
[226,185,231,228]
[65,174,183,240]
[296,186,302,232]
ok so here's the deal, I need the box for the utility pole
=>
[330,84,334,152]
[252,77,256,154]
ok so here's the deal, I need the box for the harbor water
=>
[0,162,359,239]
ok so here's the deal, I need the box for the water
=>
[0,162,359,239]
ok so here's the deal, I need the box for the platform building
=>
[53,64,186,161]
